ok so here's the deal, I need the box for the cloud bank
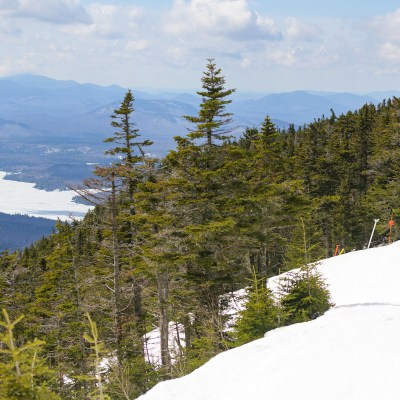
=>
[1,0,90,24]
[0,1,399,92]
[165,0,282,41]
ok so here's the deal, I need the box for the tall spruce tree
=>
[167,60,247,366]
[183,58,236,146]
[103,90,153,358]
[105,90,152,166]
[104,89,153,222]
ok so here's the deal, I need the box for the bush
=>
[0,309,60,400]
[233,274,280,345]
[280,264,333,324]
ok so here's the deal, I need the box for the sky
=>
[1,0,400,93]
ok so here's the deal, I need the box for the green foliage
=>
[280,265,333,324]
[104,89,152,164]
[183,58,236,145]
[0,62,399,399]
[0,309,60,400]
[82,313,110,400]
[234,272,280,345]
[284,215,325,272]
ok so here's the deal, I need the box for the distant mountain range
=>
[0,73,398,190]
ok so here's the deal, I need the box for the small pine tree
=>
[233,271,280,345]
[280,264,333,324]
[82,313,111,400]
[0,309,61,400]
[284,216,325,272]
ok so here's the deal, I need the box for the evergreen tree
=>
[284,215,324,272]
[168,61,250,366]
[0,309,60,400]
[134,165,189,372]
[3,63,400,399]
[280,264,333,324]
[104,89,152,167]
[233,272,280,345]
[183,58,236,146]
[102,90,154,363]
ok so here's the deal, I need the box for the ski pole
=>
[367,219,379,249]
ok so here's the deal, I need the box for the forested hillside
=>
[0,213,55,251]
[0,60,399,399]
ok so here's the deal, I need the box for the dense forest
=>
[0,213,55,251]
[0,59,399,399]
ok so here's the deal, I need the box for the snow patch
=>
[143,322,186,367]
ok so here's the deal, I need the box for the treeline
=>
[0,59,399,399]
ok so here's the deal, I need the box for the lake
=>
[0,171,93,221]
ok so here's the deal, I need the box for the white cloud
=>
[0,22,20,35]
[369,8,400,62]
[164,0,282,41]
[375,66,400,76]
[156,0,284,71]
[379,42,400,61]
[269,49,297,67]
[13,0,91,25]
[240,56,251,68]
[265,45,340,69]
[64,4,144,40]
[0,54,37,76]
[126,39,149,51]
[0,1,394,92]
[372,8,400,43]
[285,17,322,41]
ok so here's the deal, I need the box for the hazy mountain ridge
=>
[0,74,395,189]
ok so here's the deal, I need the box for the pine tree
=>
[133,165,189,372]
[167,61,249,366]
[0,309,61,399]
[280,265,333,324]
[102,90,154,361]
[183,59,236,146]
[104,90,152,167]
[233,272,279,346]
[284,216,324,272]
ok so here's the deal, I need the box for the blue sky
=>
[1,0,400,93]
[255,1,400,18]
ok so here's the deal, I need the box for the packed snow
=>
[138,241,400,400]
[0,171,93,220]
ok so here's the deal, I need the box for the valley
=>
[0,74,394,191]
[0,74,397,252]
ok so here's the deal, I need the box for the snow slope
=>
[138,241,400,400]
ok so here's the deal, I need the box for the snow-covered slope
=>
[138,241,400,400]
